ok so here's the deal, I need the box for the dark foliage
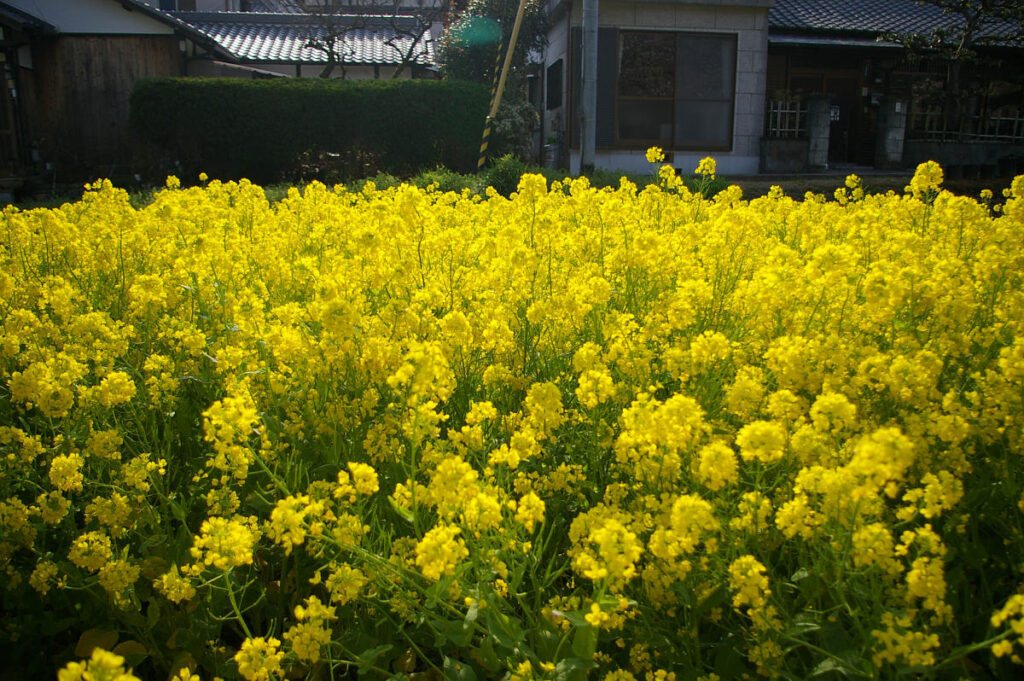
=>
[130,78,490,183]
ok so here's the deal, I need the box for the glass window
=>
[619,33,675,98]
[546,59,563,110]
[616,31,736,150]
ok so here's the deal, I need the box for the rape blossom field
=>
[2,158,1024,681]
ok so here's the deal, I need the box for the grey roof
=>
[0,1,57,33]
[171,11,435,65]
[769,0,1018,41]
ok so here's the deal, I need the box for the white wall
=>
[542,11,570,149]
[6,0,174,34]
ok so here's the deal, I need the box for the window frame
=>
[614,29,737,152]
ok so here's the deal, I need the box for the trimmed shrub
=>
[411,166,481,194]
[130,78,490,183]
[482,154,529,196]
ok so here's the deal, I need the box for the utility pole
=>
[477,0,530,170]
[580,0,598,173]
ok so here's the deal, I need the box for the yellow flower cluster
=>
[234,636,284,681]
[58,648,140,681]
[415,523,469,580]
[3,163,1024,680]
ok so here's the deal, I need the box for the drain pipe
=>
[580,0,598,173]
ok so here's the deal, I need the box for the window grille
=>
[765,98,806,139]
[909,105,1024,143]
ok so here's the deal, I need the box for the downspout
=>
[580,0,597,173]
[563,0,572,171]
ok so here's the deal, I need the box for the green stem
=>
[224,570,253,639]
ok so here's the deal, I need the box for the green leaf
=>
[787,612,822,635]
[571,625,598,660]
[810,656,872,679]
[112,640,148,667]
[388,496,415,524]
[485,608,524,651]
[475,636,501,673]
[713,638,749,680]
[357,644,394,676]
[695,584,729,614]
[810,658,847,677]
[75,629,119,658]
[443,657,478,681]
[436,617,474,648]
[551,608,588,628]
[553,657,594,681]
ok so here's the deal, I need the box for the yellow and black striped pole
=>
[478,47,504,171]
[477,0,530,171]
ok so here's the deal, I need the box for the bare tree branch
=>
[297,0,448,79]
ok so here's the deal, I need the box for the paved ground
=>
[730,170,1014,200]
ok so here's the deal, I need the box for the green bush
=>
[351,171,402,192]
[411,166,480,194]
[482,154,530,196]
[130,78,491,183]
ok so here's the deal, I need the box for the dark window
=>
[615,31,737,150]
[617,32,675,143]
[546,59,563,110]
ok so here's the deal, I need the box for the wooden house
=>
[0,0,231,176]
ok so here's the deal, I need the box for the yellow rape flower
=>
[325,563,367,605]
[155,565,197,603]
[695,441,738,491]
[574,518,644,586]
[68,531,113,572]
[234,636,284,681]
[347,461,379,496]
[909,160,943,199]
[729,555,770,611]
[49,452,85,492]
[58,648,141,681]
[735,420,787,464]
[415,524,468,580]
[514,492,546,533]
[266,495,324,555]
[190,516,259,570]
[29,560,59,595]
[695,157,717,178]
[645,147,665,164]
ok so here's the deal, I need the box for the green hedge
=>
[130,78,490,183]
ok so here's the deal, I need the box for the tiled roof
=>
[769,0,1017,40]
[171,11,435,65]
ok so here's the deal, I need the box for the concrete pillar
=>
[806,94,831,170]
[874,97,907,168]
